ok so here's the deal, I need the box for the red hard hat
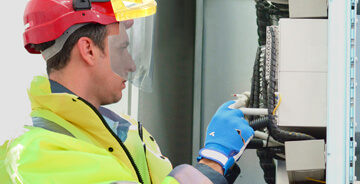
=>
[23,0,117,54]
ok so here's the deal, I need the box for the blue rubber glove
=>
[198,100,254,174]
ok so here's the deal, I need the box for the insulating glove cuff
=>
[198,148,235,175]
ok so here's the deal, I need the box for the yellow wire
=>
[305,177,326,183]
[272,93,282,115]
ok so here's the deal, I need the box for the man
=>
[0,0,254,183]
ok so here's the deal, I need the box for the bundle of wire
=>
[246,1,316,183]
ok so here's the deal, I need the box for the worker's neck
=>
[49,70,101,109]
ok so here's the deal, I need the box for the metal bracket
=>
[73,0,92,11]
[72,0,111,11]
[349,0,357,182]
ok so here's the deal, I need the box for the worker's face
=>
[108,21,136,81]
[109,17,155,92]
[95,22,135,105]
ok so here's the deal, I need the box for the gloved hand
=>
[198,100,254,174]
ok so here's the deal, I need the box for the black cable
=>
[266,147,285,161]
[256,149,276,184]
[261,47,268,109]
[266,3,289,18]
[266,132,270,148]
[249,117,269,131]
[247,138,265,149]
[253,3,277,183]
[255,0,271,46]
[266,147,285,154]
[249,46,262,121]
[255,1,289,46]
[266,27,315,143]
[256,147,286,184]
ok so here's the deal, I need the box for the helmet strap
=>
[41,23,89,61]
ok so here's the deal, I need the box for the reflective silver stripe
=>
[168,164,213,184]
[110,182,138,184]
[32,117,75,138]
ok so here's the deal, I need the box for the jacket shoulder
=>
[1,126,136,183]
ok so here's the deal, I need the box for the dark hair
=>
[33,23,108,74]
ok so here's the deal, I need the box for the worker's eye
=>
[120,42,130,50]
[118,46,129,53]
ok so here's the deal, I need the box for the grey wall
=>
[201,0,258,140]
[138,0,195,167]
[201,0,266,183]
[136,0,269,182]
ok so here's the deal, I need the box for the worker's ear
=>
[77,37,96,66]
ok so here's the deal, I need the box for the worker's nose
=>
[125,51,136,73]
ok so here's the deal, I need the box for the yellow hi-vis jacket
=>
[0,76,212,184]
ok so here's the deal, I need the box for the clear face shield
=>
[109,0,156,92]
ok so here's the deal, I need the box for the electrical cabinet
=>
[277,19,328,128]
[194,0,356,183]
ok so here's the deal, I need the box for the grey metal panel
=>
[138,0,195,167]
[201,0,265,183]
[277,19,328,129]
[278,19,328,73]
[356,15,360,133]
[278,72,328,127]
[289,0,328,18]
[192,0,204,165]
[326,0,355,183]
[285,140,325,171]
[355,14,360,180]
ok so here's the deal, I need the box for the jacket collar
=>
[28,76,140,180]
[49,79,75,95]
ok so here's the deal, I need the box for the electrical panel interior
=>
[240,0,330,183]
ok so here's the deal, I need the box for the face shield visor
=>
[109,0,156,92]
